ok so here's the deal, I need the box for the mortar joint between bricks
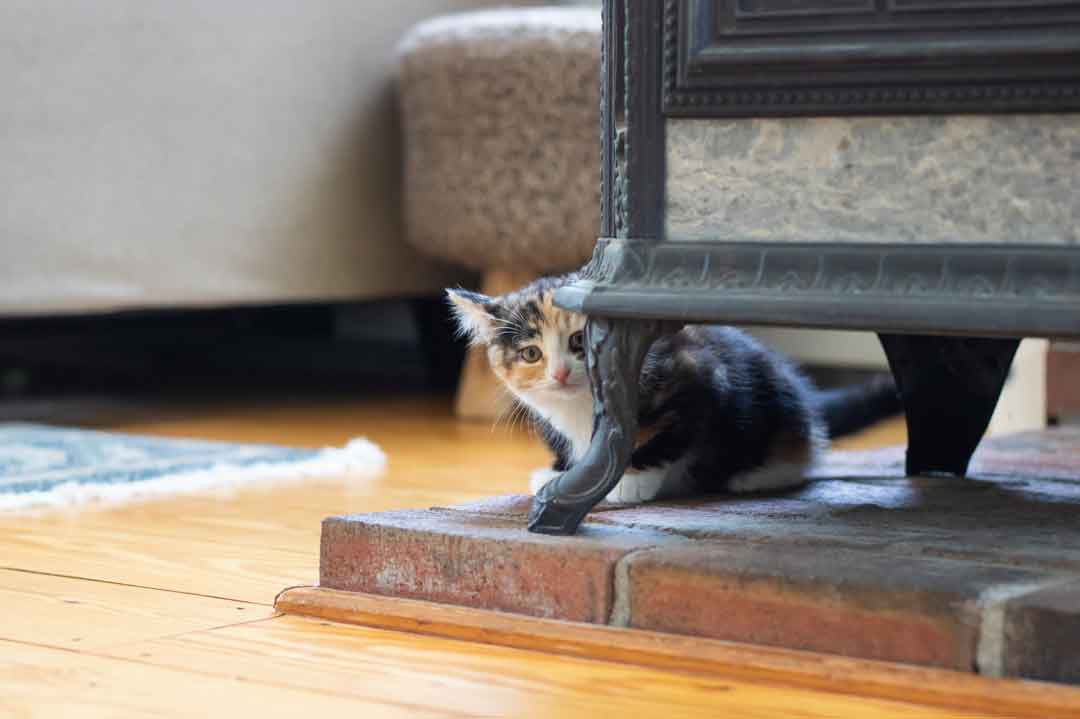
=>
[974,576,1077,677]
[607,547,658,627]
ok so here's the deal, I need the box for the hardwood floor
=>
[1,392,1010,718]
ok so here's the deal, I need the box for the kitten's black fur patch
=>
[614,326,811,491]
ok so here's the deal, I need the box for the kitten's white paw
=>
[529,468,561,495]
[727,462,809,493]
[604,470,668,504]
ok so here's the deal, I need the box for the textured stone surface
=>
[623,542,1055,670]
[592,473,1080,572]
[666,115,1080,246]
[319,429,1080,681]
[814,430,1080,483]
[1004,580,1080,683]
[440,494,538,517]
[320,510,681,623]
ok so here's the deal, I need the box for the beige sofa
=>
[0,1,542,317]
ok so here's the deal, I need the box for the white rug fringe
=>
[0,437,386,513]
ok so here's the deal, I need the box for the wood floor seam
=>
[0,636,88,657]
[96,614,285,654]
[0,566,274,606]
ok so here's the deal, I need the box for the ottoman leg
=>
[454,269,537,421]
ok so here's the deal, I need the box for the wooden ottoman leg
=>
[878,334,1020,477]
[454,269,537,421]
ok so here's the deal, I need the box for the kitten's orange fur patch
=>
[635,424,664,448]
[488,290,587,396]
[509,360,547,390]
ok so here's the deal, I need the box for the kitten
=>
[447,275,901,504]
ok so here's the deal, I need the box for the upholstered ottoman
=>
[396,7,601,418]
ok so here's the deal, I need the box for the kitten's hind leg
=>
[727,429,819,494]
[727,461,810,494]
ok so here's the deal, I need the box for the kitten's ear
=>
[446,288,499,344]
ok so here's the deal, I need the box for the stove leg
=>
[878,334,1019,477]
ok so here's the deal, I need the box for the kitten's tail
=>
[816,375,903,439]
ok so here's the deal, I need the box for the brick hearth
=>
[320,429,1080,685]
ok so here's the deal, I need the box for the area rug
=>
[0,423,385,511]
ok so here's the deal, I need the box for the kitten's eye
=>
[519,346,543,363]
[568,331,584,353]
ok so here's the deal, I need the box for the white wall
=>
[0,1,533,316]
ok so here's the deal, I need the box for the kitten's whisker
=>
[492,406,515,433]
[507,399,531,435]
[506,399,527,434]
[490,391,515,432]
[490,386,524,434]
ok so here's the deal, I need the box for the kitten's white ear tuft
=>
[446,288,498,345]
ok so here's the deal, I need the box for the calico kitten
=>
[447,275,901,504]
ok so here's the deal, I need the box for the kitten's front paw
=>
[604,471,667,505]
[529,468,561,495]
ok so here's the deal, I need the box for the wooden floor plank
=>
[0,640,445,719]
[0,478,516,605]
[2,482,475,553]
[95,615,988,719]
[0,522,313,605]
[0,569,270,651]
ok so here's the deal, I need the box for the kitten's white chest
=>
[524,392,594,462]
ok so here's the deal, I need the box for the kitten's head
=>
[447,276,588,406]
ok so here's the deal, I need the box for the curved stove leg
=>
[527,316,673,536]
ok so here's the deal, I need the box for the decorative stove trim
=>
[663,0,1080,117]
[557,239,1080,338]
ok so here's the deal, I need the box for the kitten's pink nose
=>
[553,367,571,385]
